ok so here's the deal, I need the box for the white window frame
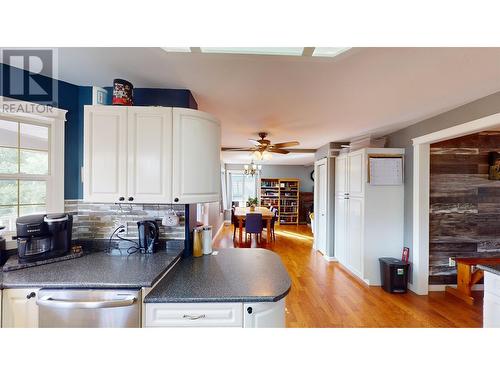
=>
[0,96,67,247]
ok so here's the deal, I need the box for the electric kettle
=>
[137,220,160,253]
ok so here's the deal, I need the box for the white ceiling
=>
[48,48,500,164]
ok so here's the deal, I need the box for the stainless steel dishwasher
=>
[37,289,141,328]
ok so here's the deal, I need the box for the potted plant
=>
[247,197,259,211]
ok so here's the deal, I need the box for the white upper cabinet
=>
[127,107,173,203]
[83,106,221,204]
[172,108,221,204]
[84,106,128,202]
[347,151,364,197]
[335,155,348,196]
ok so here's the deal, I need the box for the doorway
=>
[412,113,500,295]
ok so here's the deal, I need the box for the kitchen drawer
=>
[484,271,500,299]
[145,302,243,327]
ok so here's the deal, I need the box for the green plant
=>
[247,197,259,207]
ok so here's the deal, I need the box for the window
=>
[0,117,50,232]
[228,172,258,207]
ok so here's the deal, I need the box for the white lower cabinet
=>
[144,299,286,328]
[145,302,243,327]
[483,271,500,328]
[2,288,40,328]
[243,299,285,328]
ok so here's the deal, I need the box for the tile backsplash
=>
[64,200,185,241]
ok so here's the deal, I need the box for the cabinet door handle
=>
[26,292,36,299]
[247,307,253,314]
[118,196,125,201]
[182,314,206,320]
[174,198,179,203]
[128,197,134,202]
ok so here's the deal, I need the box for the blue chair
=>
[245,213,263,243]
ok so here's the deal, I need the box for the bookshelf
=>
[260,178,300,225]
[260,178,280,208]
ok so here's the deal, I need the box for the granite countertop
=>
[144,248,291,303]
[478,264,500,276]
[0,249,182,289]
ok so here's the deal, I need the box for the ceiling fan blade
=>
[248,139,262,146]
[221,147,255,151]
[270,149,289,154]
[272,141,300,148]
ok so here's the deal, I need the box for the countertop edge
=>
[478,264,500,276]
[0,251,183,290]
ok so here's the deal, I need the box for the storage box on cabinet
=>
[83,106,221,204]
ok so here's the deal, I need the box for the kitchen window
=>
[0,98,67,242]
[0,118,50,231]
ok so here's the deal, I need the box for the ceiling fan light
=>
[244,164,249,170]
[253,151,263,160]
[262,151,272,160]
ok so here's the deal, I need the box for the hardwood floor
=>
[213,224,483,328]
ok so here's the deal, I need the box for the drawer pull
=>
[182,314,206,320]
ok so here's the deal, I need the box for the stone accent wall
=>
[64,200,185,241]
[429,131,500,284]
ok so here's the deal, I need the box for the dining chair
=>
[231,207,245,239]
[270,207,278,241]
[245,213,263,243]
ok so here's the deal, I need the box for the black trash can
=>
[379,257,410,293]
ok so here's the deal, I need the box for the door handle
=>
[182,314,206,320]
[36,295,137,309]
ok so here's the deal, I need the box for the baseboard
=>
[428,284,484,292]
[323,255,338,262]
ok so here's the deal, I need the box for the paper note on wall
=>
[369,157,403,185]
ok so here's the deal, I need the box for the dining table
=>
[234,206,274,243]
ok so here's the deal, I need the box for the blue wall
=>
[0,63,197,199]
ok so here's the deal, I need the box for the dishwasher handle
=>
[36,295,137,309]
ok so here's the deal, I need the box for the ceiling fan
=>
[222,132,300,160]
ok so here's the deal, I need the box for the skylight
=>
[312,47,351,57]
[160,47,351,57]
[199,47,304,56]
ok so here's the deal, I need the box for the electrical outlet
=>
[449,257,456,267]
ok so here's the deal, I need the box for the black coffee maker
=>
[137,220,159,253]
[16,213,73,263]
[0,225,7,266]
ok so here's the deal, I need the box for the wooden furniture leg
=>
[238,217,243,244]
[446,262,481,305]
[266,218,271,243]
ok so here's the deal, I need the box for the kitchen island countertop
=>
[144,248,291,303]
